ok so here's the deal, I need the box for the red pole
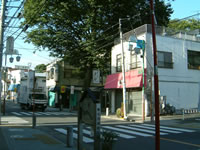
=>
[150,0,160,150]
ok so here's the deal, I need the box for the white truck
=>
[18,71,48,111]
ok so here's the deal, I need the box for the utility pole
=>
[0,0,7,124]
[119,18,127,119]
[150,0,160,150]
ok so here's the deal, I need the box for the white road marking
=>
[130,124,181,134]
[55,128,93,143]
[2,116,29,124]
[20,112,32,116]
[102,126,152,137]
[143,124,195,133]
[11,112,22,116]
[128,125,168,135]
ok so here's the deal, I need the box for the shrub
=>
[116,108,121,118]
[101,130,119,150]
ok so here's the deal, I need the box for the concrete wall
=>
[145,33,200,110]
[110,30,200,111]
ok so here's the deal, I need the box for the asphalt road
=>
[2,100,200,150]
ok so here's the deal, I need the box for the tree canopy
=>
[22,0,173,86]
[168,19,200,32]
[35,64,46,73]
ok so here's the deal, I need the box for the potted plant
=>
[101,130,119,150]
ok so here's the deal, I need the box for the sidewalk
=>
[101,112,200,123]
[0,126,77,150]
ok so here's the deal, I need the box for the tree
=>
[22,0,173,88]
[168,19,200,32]
[35,64,46,73]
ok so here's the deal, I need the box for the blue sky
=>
[168,0,200,19]
[4,0,200,69]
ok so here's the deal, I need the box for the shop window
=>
[188,50,200,70]
[158,51,173,68]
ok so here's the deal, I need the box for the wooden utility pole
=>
[150,0,160,150]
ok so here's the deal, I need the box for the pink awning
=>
[104,69,146,89]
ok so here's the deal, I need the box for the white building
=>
[104,24,200,116]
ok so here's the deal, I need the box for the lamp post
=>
[3,49,21,114]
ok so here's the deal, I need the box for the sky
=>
[167,0,200,19]
[3,0,200,70]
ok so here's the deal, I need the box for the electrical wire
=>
[14,0,47,41]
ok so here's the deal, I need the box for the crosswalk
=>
[10,111,76,116]
[55,124,195,143]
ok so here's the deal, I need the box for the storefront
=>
[104,69,147,116]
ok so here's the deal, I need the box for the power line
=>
[4,0,24,37]
[14,0,47,41]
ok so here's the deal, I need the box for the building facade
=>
[105,24,200,117]
[46,59,105,110]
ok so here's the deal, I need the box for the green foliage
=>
[101,130,119,150]
[22,0,172,73]
[102,130,118,142]
[168,19,200,32]
[35,64,46,73]
[116,108,122,118]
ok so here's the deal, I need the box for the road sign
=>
[60,86,66,93]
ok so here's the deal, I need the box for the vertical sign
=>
[92,69,100,84]
[6,36,14,54]
[71,86,74,94]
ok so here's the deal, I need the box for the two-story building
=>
[46,59,105,110]
[105,24,200,117]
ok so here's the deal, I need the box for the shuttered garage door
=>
[128,91,142,116]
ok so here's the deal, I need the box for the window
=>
[130,51,141,69]
[188,50,200,70]
[50,68,54,79]
[116,54,122,72]
[158,51,173,68]
[46,71,49,80]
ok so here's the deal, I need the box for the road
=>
[2,100,200,150]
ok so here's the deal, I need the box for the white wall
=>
[46,62,57,87]
[10,70,24,84]
[111,34,146,74]
[111,31,200,110]
[146,33,200,109]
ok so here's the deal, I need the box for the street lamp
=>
[2,49,21,115]
[128,35,146,121]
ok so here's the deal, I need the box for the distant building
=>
[104,24,200,117]
[46,59,105,110]
[1,66,31,100]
